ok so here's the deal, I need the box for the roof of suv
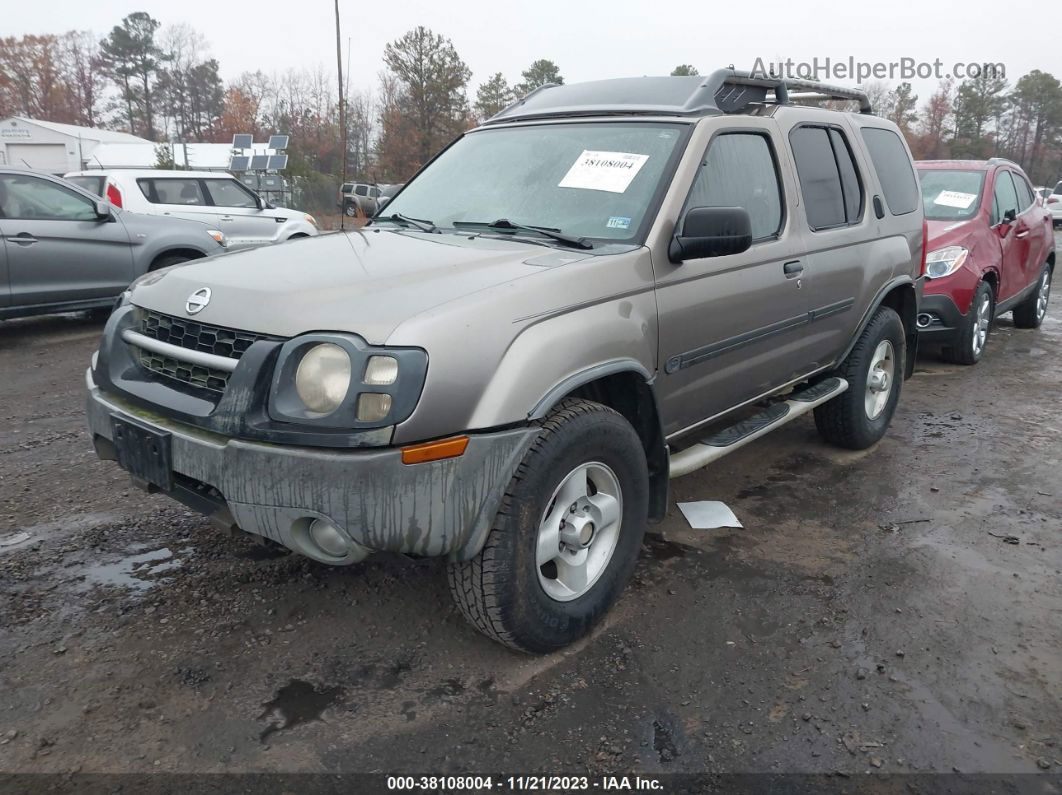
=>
[486,69,873,125]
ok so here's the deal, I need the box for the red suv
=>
[916,159,1054,364]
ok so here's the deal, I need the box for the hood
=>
[129,228,576,344]
[925,217,977,251]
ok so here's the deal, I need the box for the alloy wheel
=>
[865,339,895,420]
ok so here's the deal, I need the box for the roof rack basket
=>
[698,69,873,115]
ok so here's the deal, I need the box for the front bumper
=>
[86,369,536,563]
[916,293,965,345]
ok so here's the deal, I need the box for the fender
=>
[837,275,921,379]
[529,357,653,419]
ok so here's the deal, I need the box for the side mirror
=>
[94,200,113,220]
[265,201,276,210]
[669,206,752,263]
[1002,208,1017,224]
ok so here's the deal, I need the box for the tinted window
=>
[1013,173,1034,210]
[789,126,845,229]
[139,178,206,206]
[0,175,97,221]
[204,179,258,209]
[860,127,919,215]
[917,169,985,221]
[355,185,368,196]
[66,175,105,196]
[993,170,1019,224]
[686,132,783,241]
[829,128,863,223]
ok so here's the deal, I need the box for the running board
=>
[668,377,849,479]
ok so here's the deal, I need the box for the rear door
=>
[0,173,133,306]
[655,122,818,432]
[136,177,216,226]
[0,235,9,309]
[202,178,277,249]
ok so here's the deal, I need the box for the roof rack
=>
[486,69,873,125]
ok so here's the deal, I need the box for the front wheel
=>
[448,399,648,654]
[1012,265,1051,329]
[941,281,993,365]
[814,305,905,450]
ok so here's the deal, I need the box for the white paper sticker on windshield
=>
[558,150,649,193]
[934,190,978,209]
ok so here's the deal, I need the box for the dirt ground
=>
[1,239,1060,782]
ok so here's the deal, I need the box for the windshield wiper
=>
[377,213,438,233]
[453,219,593,249]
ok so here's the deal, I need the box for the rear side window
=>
[355,185,368,196]
[66,175,105,196]
[992,170,1019,224]
[686,132,784,241]
[788,125,863,230]
[204,179,258,209]
[859,128,919,215]
[138,178,206,206]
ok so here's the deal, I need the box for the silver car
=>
[0,169,226,320]
[85,71,926,652]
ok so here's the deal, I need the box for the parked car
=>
[0,169,226,321]
[1046,181,1062,226]
[338,182,404,217]
[85,71,925,652]
[916,159,1054,364]
[64,170,318,250]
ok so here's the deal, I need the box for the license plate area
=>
[111,416,173,491]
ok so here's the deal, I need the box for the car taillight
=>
[105,182,122,208]
[919,219,928,277]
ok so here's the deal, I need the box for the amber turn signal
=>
[401,436,469,465]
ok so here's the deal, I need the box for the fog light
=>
[308,518,350,558]
[356,392,392,421]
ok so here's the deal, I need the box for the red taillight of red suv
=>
[919,219,928,276]
[105,182,123,208]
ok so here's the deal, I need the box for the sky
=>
[4,0,1059,106]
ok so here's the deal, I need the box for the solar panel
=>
[228,155,250,171]
[267,135,289,150]
[249,154,269,170]
[267,154,288,171]
[232,134,253,149]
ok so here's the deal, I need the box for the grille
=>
[132,309,280,394]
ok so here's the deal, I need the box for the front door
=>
[0,173,133,307]
[654,123,818,437]
[202,178,277,249]
[990,169,1029,303]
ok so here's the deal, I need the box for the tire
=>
[149,253,195,272]
[941,281,993,364]
[448,398,649,654]
[1012,265,1052,329]
[814,305,905,450]
[343,202,357,217]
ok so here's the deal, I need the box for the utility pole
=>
[334,0,347,230]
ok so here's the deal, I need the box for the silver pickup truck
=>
[86,70,924,653]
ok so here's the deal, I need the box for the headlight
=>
[304,214,318,228]
[364,355,398,385]
[206,229,226,247]
[295,343,351,414]
[925,246,968,279]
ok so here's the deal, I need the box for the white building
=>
[0,117,250,173]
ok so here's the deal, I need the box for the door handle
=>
[11,232,38,246]
[1015,229,1029,239]
[219,216,234,222]
[783,260,804,278]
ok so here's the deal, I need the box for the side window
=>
[789,126,849,230]
[0,175,97,221]
[355,185,368,196]
[829,129,863,223]
[859,127,919,215]
[993,170,1019,223]
[686,132,783,241]
[204,179,258,209]
[1013,173,1034,211]
[139,178,206,206]
[370,187,381,198]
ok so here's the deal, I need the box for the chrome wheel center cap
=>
[560,513,595,549]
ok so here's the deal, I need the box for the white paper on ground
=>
[677,501,743,529]
[558,150,649,193]
[934,190,978,209]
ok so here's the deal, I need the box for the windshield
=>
[380,122,687,242]
[918,169,986,220]
[66,175,105,197]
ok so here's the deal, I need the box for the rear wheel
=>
[448,399,648,654]
[941,281,993,365]
[814,306,905,450]
[1012,265,1051,329]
